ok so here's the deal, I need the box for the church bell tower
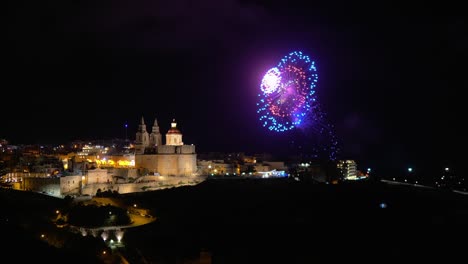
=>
[135,116,149,154]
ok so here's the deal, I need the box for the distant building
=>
[134,118,197,177]
[85,168,111,184]
[261,161,287,171]
[198,160,237,175]
[337,160,357,180]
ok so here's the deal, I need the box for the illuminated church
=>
[134,117,197,177]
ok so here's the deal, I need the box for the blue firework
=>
[257,51,318,132]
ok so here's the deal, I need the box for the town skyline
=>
[4,0,465,177]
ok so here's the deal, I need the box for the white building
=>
[337,160,357,180]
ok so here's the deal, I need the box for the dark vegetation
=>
[66,203,131,227]
[96,189,121,197]
[122,178,468,263]
[0,189,107,263]
[2,178,467,263]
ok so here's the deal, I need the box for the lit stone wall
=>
[86,168,112,184]
[81,183,115,196]
[60,175,83,195]
[135,153,197,176]
[180,145,195,154]
[156,145,195,154]
[157,154,179,176]
[157,145,176,154]
[113,168,139,179]
[178,154,197,176]
[23,177,61,196]
[80,176,207,195]
[13,174,207,196]
[135,154,158,173]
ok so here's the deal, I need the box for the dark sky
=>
[4,0,466,170]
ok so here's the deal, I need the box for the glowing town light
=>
[445,167,449,172]
[116,230,124,243]
[117,160,133,166]
[408,168,413,172]
[101,231,108,241]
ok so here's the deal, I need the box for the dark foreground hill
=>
[0,189,107,263]
[122,178,468,263]
[2,178,467,263]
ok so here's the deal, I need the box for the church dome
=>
[167,128,181,134]
[167,119,182,134]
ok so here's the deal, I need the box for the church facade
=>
[134,117,197,177]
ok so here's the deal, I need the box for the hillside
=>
[121,178,468,263]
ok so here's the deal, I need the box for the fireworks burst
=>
[257,51,318,132]
[256,51,339,160]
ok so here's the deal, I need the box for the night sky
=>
[4,1,466,170]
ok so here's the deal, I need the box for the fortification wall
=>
[81,175,207,195]
[23,177,61,196]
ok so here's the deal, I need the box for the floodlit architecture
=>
[3,117,203,197]
[134,118,197,177]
